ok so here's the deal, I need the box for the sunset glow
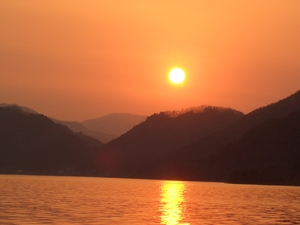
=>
[1,1,300,121]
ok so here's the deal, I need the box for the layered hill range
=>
[96,90,300,185]
[1,90,300,185]
[0,105,145,175]
[54,113,146,143]
[0,105,103,175]
[96,106,243,176]
[0,104,146,143]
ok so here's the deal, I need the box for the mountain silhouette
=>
[203,108,300,185]
[0,104,116,143]
[0,103,38,114]
[2,90,300,186]
[175,90,300,159]
[0,106,102,175]
[150,90,300,184]
[95,106,243,177]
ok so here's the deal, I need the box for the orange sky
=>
[1,0,300,121]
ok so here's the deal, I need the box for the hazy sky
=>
[1,0,300,121]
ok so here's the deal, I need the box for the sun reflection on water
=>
[160,181,190,225]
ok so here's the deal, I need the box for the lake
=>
[0,175,300,224]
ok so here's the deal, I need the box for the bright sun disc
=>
[169,68,185,84]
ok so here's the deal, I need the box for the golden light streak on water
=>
[160,181,190,225]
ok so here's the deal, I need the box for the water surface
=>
[0,175,300,224]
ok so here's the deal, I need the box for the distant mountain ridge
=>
[82,113,147,137]
[0,104,144,143]
[52,119,116,143]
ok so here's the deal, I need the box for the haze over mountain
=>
[52,119,116,144]
[0,103,38,114]
[82,113,147,137]
[0,104,144,143]
[54,113,147,143]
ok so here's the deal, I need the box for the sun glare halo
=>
[169,68,185,85]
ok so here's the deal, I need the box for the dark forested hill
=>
[203,109,300,186]
[0,106,102,175]
[95,106,243,177]
[167,90,300,161]
[151,90,300,184]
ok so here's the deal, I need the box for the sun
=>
[168,68,185,85]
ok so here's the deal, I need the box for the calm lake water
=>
[1,175,300,225]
